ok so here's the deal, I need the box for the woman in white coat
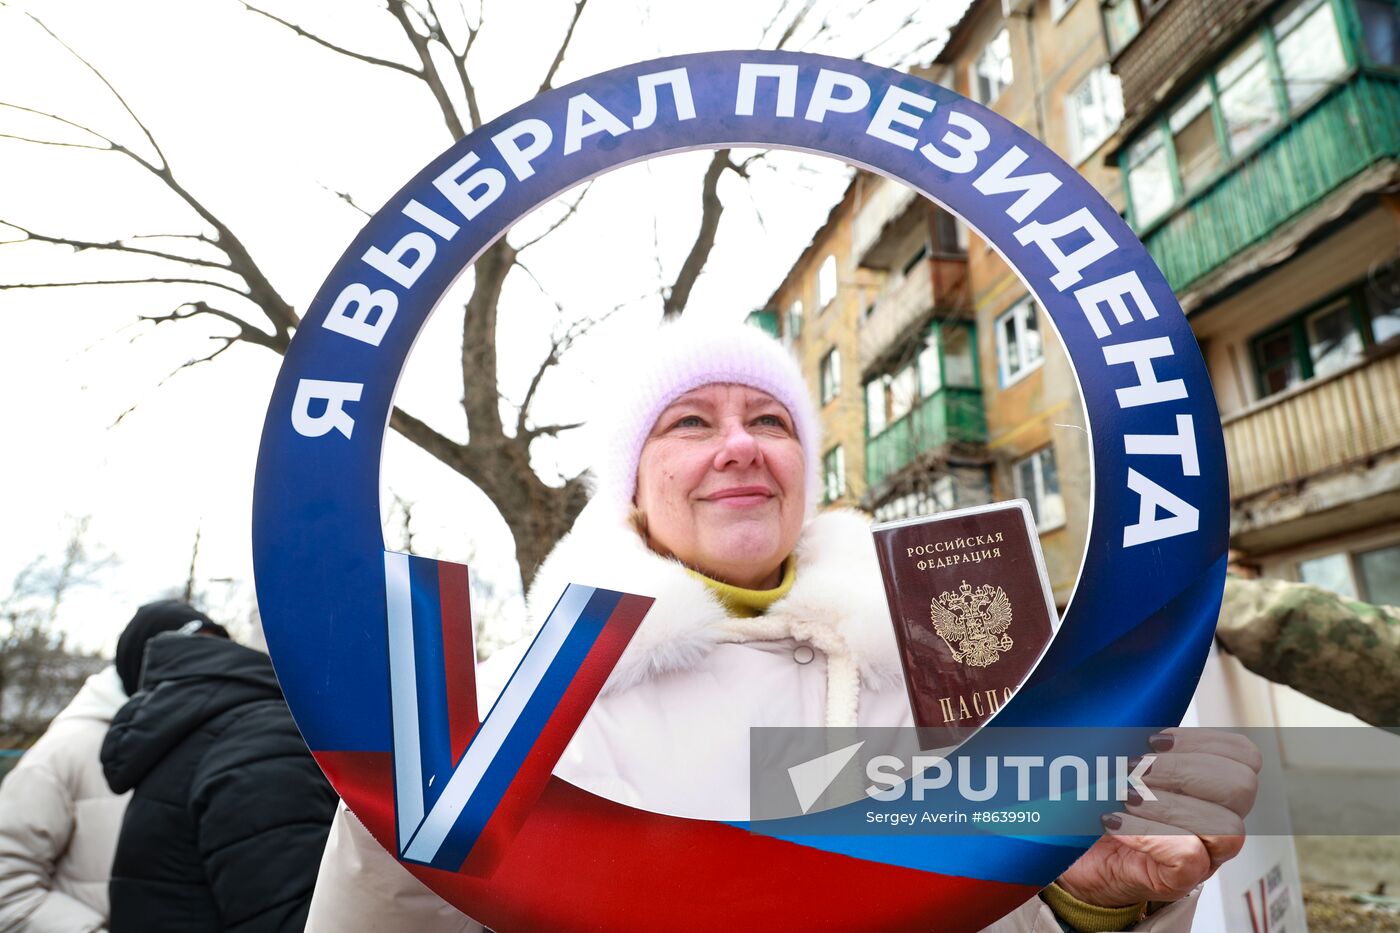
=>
[307,321,1259,932]
[0,601,223,932]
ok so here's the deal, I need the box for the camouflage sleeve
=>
[1216,576,1400,726]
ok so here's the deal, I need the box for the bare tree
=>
[0,519,111,747]
[0,0,943,591]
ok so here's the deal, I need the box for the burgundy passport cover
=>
[871,500,1058,746]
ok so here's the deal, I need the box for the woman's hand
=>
[1055,728,1262,908]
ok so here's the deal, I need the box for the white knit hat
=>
[589,319,822,521]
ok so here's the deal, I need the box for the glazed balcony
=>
[865,388,986,489]
[859,257,970,370]
[1224,346,1400,500]
[1142,74,1400,296]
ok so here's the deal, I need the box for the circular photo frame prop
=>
[253,51,1228,931]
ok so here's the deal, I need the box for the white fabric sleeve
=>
[0,764,106,932]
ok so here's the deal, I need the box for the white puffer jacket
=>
[0,666,130,933]
[307,506,1199,931]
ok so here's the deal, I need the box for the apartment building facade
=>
[757,0,1128,606]
[753,191,880,512]
[1107,0,1400,602]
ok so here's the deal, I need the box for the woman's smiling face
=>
[634,383,806,589]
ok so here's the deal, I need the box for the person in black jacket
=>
[101,623,337,932]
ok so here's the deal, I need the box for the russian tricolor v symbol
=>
[382,551,651,874]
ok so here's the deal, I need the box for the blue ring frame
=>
[253,49,1229,888]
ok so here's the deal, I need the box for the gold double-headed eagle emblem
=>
[930,580,1014,668]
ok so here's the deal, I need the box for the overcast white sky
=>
[0,0,969,653]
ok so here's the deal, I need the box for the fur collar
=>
[526,501,903,695]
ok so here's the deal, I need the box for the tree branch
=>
[1,219,231,271]
[521,420,584,442]
[447,0,484,130]
[111,335,241,427]
[7,15,300,343]
[0,276,251,299]
[388,406,490,488]
[770,0,818,50]
[138,299,265,337]
[459,239,515,438]
[514,180,593,252]
[0,102,121,150]
[661,149,735,319]
[387,0,467,138]
[513,296,625,438]
[537,0,589,93]
[0,132,108,152]
[512,258,563,313]
[854,10,923,64]
[315,181,375,218]
[18,10,169,166]
[234,1,421,77]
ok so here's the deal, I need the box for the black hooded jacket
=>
[101,633,337,932]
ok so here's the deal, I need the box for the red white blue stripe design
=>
[383,550,650,873]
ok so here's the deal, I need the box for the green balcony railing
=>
[1143,73,1400,295]
[745,309,780,338]
[864,387,985,489]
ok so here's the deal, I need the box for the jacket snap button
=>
[793,644,815,665]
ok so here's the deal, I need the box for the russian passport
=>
[872,500,1058,747]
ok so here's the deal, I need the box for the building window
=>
[1365,261,1400,344]
[865,377,887,436]
[1274,0,1348,112]
[917,330,941,396]
[1168,85,1223,195]
[941,324,977,387]
[787,298,803,340]
[1304,300,1363,379]
[1355,0,1400,68]
[901,241,930,277]
[932,210,968,256]
[820,347,841,405]
[1125,130,1173,228]
[1015,446,1066,531]
[1255,327,1303,396]
[1050,0,1077,22]
[1102,0,1142,55]
[823,445,846,504]
[1359,544,1400,606]
[995,298,1044,385]
[889,364,919,421]
[817,255,838,309]
[972,28,1014,105]
[1250,279,1397,398]
[1299,542,1400,605]
[1217,35,1281,157]
[1066,65,1124,163]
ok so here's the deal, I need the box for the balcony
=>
[1142,74,1400,296]
[865,388,986,489]
[852,180,918,267]
[1224,347,1400,501]
[859,257,970,370]
[745,308,779,339]
[859,260,931,369]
